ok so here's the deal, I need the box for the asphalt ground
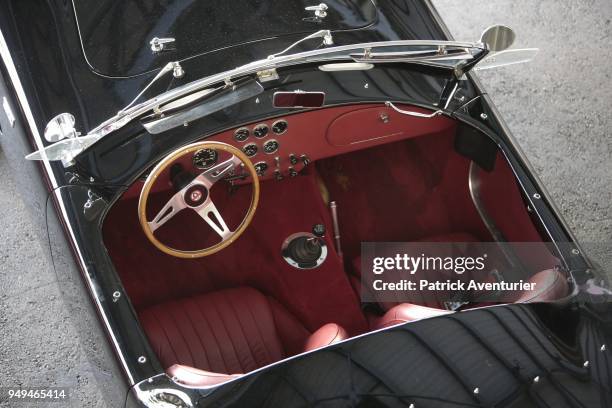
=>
[0,1,610,407]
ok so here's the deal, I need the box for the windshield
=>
[72,0,377,77]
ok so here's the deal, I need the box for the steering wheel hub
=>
[184,185,208,207]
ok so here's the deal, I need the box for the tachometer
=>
[192,148,218,169]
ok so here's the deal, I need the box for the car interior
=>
[102,103,570,387]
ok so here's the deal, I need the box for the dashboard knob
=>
[274,170,283,181]
[288,167,298,177]
[300,154,310,166]
[289,154,298,165]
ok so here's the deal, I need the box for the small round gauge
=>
[243,143,258,157]
[192,148,218,169]
[254,161,268,176]
[253,124,269,138]
[263,139,280,154]
[272,120,288,135]
[234,127,249,142]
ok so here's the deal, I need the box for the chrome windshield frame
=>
[89,39,487,138]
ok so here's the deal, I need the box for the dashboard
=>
[203,103,456,182]
[124,104,455,198]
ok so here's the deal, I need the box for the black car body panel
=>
[73,0,378,77]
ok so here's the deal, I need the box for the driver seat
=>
[139,287,348,387]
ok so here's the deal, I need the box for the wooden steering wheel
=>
[138,141,260,258]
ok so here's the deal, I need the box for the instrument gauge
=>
[234,127,249,142]
[192,148,218,169]
[263,139,280,154]
[253,124,269,138]
[272,120,288,135]
[243,143,258,157]
[254,161,268,176]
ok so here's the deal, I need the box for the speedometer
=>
[192,148,218,169]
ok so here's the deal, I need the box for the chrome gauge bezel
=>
[192,148,219,169]
[253,161,269,175]
[263,139,280,154]
[253,123,269,138]
[242,143,258,157]
[271,119,288,135]
[234,127,250,142]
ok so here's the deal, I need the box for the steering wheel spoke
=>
[197,155,243,187]
[149,192,186,232]
[196,199,232,240]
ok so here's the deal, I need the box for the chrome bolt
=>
[364,83,369,89]
[571,248,580,255]
[480,113,488,120]
[533,376,540,384]
[379,113,390,123]
[601,345,607,352]
[473,388,479,395]
[138,356,147,364]
[584,361,589,368]
[112,291,121,302]
[533,193,541,199]
[172,62,184,78]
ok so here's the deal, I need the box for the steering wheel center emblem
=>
[184,185,208,207]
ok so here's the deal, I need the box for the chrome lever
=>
[150,37,176,53]
[305,3,328,19]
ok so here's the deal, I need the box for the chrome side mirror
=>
[480,25,516,52]
[44,113,78,143]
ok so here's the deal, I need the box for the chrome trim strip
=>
[0,28,135,384]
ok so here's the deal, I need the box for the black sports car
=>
[0,1,610,407]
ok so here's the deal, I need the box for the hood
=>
[73,0,378,78]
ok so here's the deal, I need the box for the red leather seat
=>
[139,287,347,387]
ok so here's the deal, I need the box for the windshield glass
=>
[72,0,377,77]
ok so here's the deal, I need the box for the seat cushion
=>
[140,287,292,373]
[140,287,348,376]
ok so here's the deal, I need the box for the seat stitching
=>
[164,303,198,367]
[209,294,244,372]
[182,298,212,371]
[149,308,182,367]
[191,297,230,373]
[238,292,275,363]
[221,291,259,370]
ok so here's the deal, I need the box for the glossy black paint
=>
[74,0,378,77]
[129,302,612,407]
[0,1,608,407]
